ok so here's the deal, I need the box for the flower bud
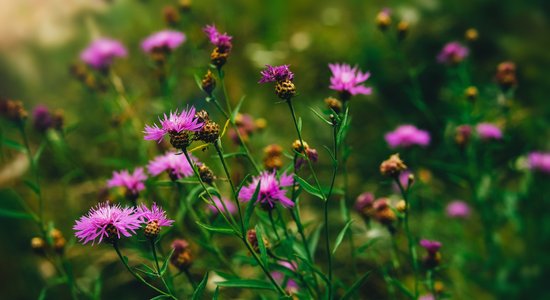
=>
[275,79,296,100]
[397,21,409,40]
[0,99,27,123]
[465,86,478,101]
[465,28,479,42]
[163,6,180,27]
[210,47,229,69]
[255,118,267,130]
[496,61,517,90]
[324,97,342,114]
[380,154,407,177]
[196,121,220,143]
[49,229,66,253]
[376,9,392,30]
[246,229,270,253]
[178,0,192,13]
[396,199,407,213]
[455,125,472,147]
[144,220,161,239]
[170,239,193,270]
[31,237,46,255]
[198,164,215,184]
[292,140,309,153]
[201,70,216,96]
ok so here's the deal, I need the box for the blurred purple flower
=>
[476,123,502,140]
[208,196,237,215]
[141,30,186,53]
[107,167,147,195]
[143,107,204,143]
[295,147,318,169]
[73,202,142,245]
[203,24,233,51]
[80,38,127,69]
[271,260,299,293]
[259,65,294,83]
[148,151,195,179]
[32,105,53,132]
[446,200,471,218]
[385,125,431,148]
[437,41,469,64]
[136,202,174,227]
[238,171,294,208]
[419,239,442,254]
[355,192,375,213]
[419,294,435,300]
[328,63,372,97]
[527,152,550,174]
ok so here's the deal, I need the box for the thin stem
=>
[268,209,281,242]
[150,239,173,295]
[184,269,197,289]
[242,238,288,296]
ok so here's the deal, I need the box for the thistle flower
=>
[238,171,294,209]
[385,125,431,148]
[170,239,193,270]
[107,168,147,200]
[259,65,294,83]
[328,63,372,99]
[271,261,299,294]
[455,125,472,147]
[420,239,442,254]
[527,152,550,174]
[137,203,174,238]
[203,24,233,51]
[437,41,469,64]
[420,239,442,268]
[141,30,186,53]
[446,200,471,218]
[380,153,407,177]
[32,105,53,132]
[496,61,517,89]
[476,123,502,140]
[208,196,237,216]
[73,202,142,245]
[148,151,195,180]
[143,107,204,149]
[354,192,375,217]
[80,38,127,70]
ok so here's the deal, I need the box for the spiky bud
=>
[195,121,220,143]
[325,97,342,114]
[169,130,191,150]
[198,164,215,184]
[201,70,216,96]
[275,79,296,100]
[380,154,407,177]
[144,220,161,239]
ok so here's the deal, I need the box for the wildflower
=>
[170,239,193,270]
[420,239,442,268]
[437,41,469,64]
[465,28,479,42]
[263,144,284,171]
[259,65,296,100]
[107,167,147,202]
[465,86,478,100]
[328,63,372,100]
[380,153,407,177]
[476,123,502,140]
[228,113,257,144]
[201,70,216,96]
[0,99,27,123]
[375,8,392,30]
[373,198,397,225]
[271,261,299,294]
[292,139,318,169]
[325,97,343,113]
[50,229,67,253]
[198,164,215,184]
[527,152,550,174]
[32,105,53,132]
[141,30,186,62]
[446,200,471,218]
[418,294,435,300]
[143,107,204,149]
[195,119,220,144]
[80,38,127,70]
[385,125,430,148]
[208,196,237,216]
[354,192,375,218]
[73,202,142,245]
[203,24,233,68]
[148,151,195,180]
[246,229,270,253]
[455,125,472,147]
[31,237,46,255]
[496,61,517,89]
[137,203,174,239]
[397,21,409,39]
[163,6,180,26]
[239,171,294,209]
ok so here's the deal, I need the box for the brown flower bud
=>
[465,28,479,42]
[210,47,229,69]
[0,99,27,123]
[376,9,392,30]
[201,70,216,96]
[380,154,407,177]
[169,130,191,149]
[292,140,309,153]
[170,239,193,270]
[324,97,342,114]
[52,109,64,131]
[246,229,269,253]
[397,21,409,39]
[395,200,407,213]
[465,86,478,101]
[178,0,191,12]
[31,237,46,255]
[496,61,517,89]
[198,164,215,184]
[163,6,180,27]
[195,121,220,143]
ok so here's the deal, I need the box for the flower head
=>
[446,200,471,218]
[271,261,299,294]
[437,41,469,64]
[355,192,375,214]
[170,239,193,270]
[476,123,502,140]
[80,38,127,69]
[73,202,142,245]
[527,152,550,174]
[107,167,147,196]
[148,151,195,180]
[208,196,237,215]
[141,30,186,53]
[419,239,442,254]
[137,202,174,227]
[143,106,204,144]
[238,171,294,209]
[385,125,431,148]
[328,63,372,98]
[259,65,294,83]
[203,24,233,51]
[32,105,53,132]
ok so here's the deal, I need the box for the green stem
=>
[268,209,281,242]
[184,269,197,289]
[150,239,173,295]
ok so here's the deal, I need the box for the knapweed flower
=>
[170,239,193,270]
[107,167,147,201]
[80,38,127,70]
[259,65,294,83]
[137,203,174,238]
[420,239,442,268]
[446,200,471,218]
[203,24,233,51]
[141,30,186,53]
[437,41,469,64]
[476,123,502,140]
[375,8,392,30]
[32,105,53,132]
[73,202,142,245]
[328,63,372,99]
[385,125,431,148]
[420,239,442,253]
[272,261,299,294]
[208,196,237,216]
[527,152,550,174]
[355,192,375,217]
[239,171,294,209]
[380,153,407,177]
[143,107,204,149]
[148,151,195,180]
[496,61,517,89]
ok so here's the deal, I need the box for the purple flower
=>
[328,63,372,97]
[238,171,294,208]
[476,123,502,140]
[295,148,319,169]
[527,152,550,174]
[80,38,127,69]
[148,151,195,179]
[355,192,375,213]
[107,168,147,195]
[203,24,233,51]
[208,196,237,215]
[446,200,471,218]
[419,294,435,300]
[32,105,53,132]
[419,239,442,254]
[143,107,204,143]
[259,65,294,83]
[271,261,299,293]
[141,30,186,53]
[73,202,142,245]
[437,41,469,64]
[136,202,174,227]
[385,125,431,148]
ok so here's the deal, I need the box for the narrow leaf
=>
[309,107,332,125]
[191,272,209,300]
[308,223,323,260]
[215,279,275,290]
[196,222,235,235]
[243,180,262,228]
[231,95,246,123]
[332,220,354,254]
[341,271,372,300]
[160,248,175,276]
[294,176,324,200]
[255,225,269,267]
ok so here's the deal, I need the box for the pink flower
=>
[355,192,375,213]
[476,123,502,140]
[107,168,147,195]
[148,151,195,179]
[32,105,53,132]
[419,239,442,254]
[80,38,127,69]
[437,41,469,64]
[419,294,435,300]
[143,107,204,143]
[328,63,372,97]
[203,24,233,51]
[136,202,174,227]
[527,152,550,174]
[141,30,186,53]
[446,200,471,218]
[259,65,294,83]
[385,125,431,148]
[73,202,142,245]
[271,261,299,293]
[208,196,237,216]
[238,171,294,208]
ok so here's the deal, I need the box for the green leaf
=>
[355,238,380,254]
[135,264,158,277]
[33,141,47,164]
[391,278,415,299]
[309,107,332,125]
[192,272,209,300]
[0,189,36,220]
[332,220,354,254]
[231,96,246,123]
[196,222,235,235]
[255,225,268,267]
[294,176,324,201]
[194,73,204,91]
[23,179,40,196]
[160,248,175,276]
[215,279,275,290]
[308,223,323,260]
[243,180,262,228]
[221,152,247,159]
[212,286,219,300]
[1,137,26,152]
[341,271,372,300]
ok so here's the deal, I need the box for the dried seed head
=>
[380,154,407,177]
[201,70,216,96]
[195,120,220,143]
[210,47,229,68]
[198,164,215,184]
[144,220,161,239]
[169,130,192,150]
[275,79,296,100]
